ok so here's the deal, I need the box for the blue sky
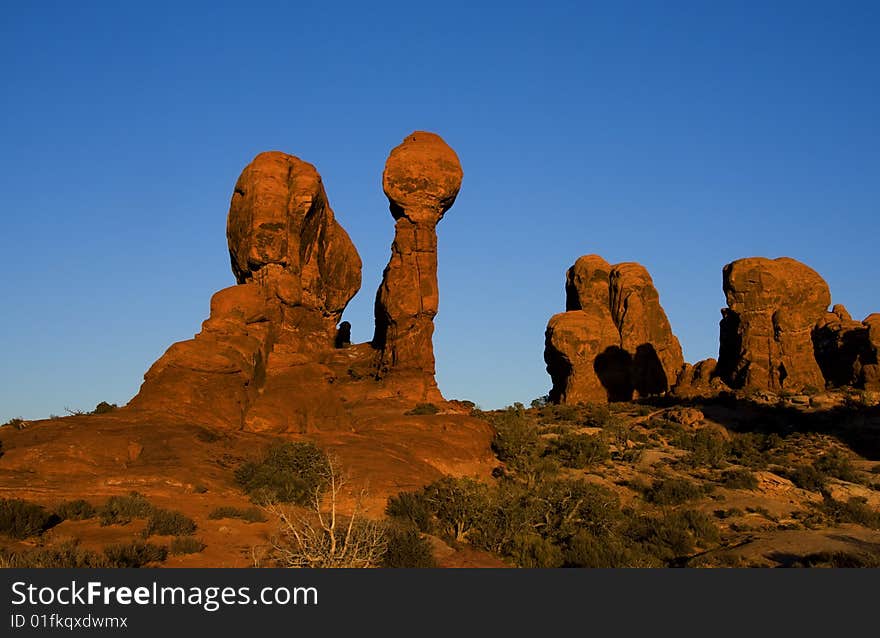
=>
[1,1,878,420]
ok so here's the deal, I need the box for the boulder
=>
[717,257,830,392]
[545,255,683,403]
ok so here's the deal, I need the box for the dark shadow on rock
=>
[335,321,352,348]
[594,346,634,402]
[632,343,668,396]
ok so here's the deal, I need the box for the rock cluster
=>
[544,255,684,403]
[131,133,461,429]
[547,253,879,403]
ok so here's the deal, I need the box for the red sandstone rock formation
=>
[130,152,361,428]
[373,132,463,401]
[813,305,880,391]
[717,257,830,392]
[673,358,722,398]
[545,255,684,403]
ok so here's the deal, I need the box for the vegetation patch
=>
[234,441,331,506]
[98,492,154,526]
[143,509,197,537]
[169,536,206,555]
[0,499,61,539]
[54,499,97,521]
[208,506,266,523]
[405,403,440,416]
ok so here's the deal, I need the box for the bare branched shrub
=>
[263,457,387,568]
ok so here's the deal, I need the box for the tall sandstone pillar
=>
[373,132,462,400]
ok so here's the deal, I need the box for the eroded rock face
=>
[717,257,830,392]
[812,304,873,389]
[863,314,880,390]
[373,132,463,401]
[545,255,684,403]
[673,358,723,398]
[131,152,362,427]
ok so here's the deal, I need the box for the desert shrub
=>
[714,508,745,519]
[509,534,565,568]
[2,417,27,429]
[626,509,719,561]
[381,525,437,568]
[388,477,491,542]
[234,441,330,505]
[423,478,490,542]
[386,491,433,533]
[103,541,168,567]
[680,429,728,468]
[169,536,206,555]
[0,499,61,539]
[815,450,860,483]
[548,404,580,423]
[545,432,609,468]
[405,403,440,416]
[787,551,880,568]
[726,433,782,469]
[720,469,759,490]
[871,464,880,475]
[193,484,209,494]
[642,478,705,506]
[208,506,266,523]
[786,465,827,493]
[93,401,118,414]
[819,496,880,529]
[0,540,107,568]
[143,509,197,537]
[54,499,96,521]
[473,478,622,562]
[490,410,541,472]
[98,492,154,526]
[563,530,659,568]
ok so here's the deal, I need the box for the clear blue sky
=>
[1,1,878,420]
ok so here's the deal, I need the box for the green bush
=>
[234,441,330,505]
[642,478,705,506]
[0,499,61,539]
[787,551,880,568]
[143,509,197,537]
[680,429,728,468]
[787,465,827,493]
[545,432,609,468]
[387,477,490,542]
[815,450,860,483]
[405,403,440,416]
[819,496,880,529]
[207,506,266,523]
[103,541,168,567]
[490,410,540,471]
[54,499,97,521]
[626,509,719,561]
[93,401,118,414]
[720,469,759,490]
[381,526,437,568]
[564,530,659,568]
[1,540,107,568]
[386,491,433,533]
[169,536,206,555]
[99,492,154,526]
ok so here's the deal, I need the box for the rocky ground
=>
[0,389,877,568]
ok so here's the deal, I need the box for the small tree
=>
[264,456,387,568]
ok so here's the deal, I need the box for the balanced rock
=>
[373,132,463,401]
[545,255,684,403]
[717,257,829,392]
